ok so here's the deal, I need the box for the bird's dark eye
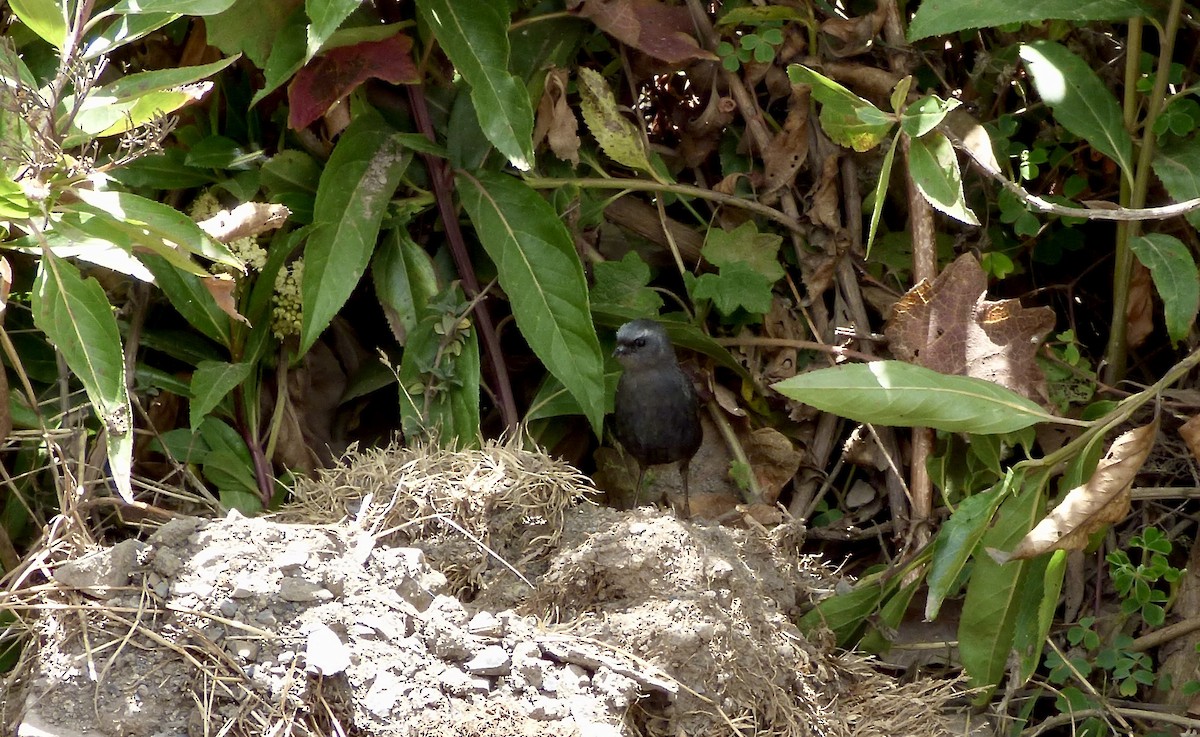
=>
[634,338,646,348]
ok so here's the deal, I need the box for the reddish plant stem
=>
[405,85,518,432]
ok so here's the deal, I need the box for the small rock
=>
[228,639,258,660]
[255,609,277,626]
[466,611,500,637]
[53,539,148,599]
[526,695,569,720]
[151,548,183,577]
[217,598,239,618]
[464,645,511,676]
[279,577,332,602]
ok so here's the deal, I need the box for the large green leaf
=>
[458,171,605,434]
[32,251,133,502]
[71,189,241,268]
[1129,233,1200,345]
[189,361,254,430]
[772,361,1057,434]
[300,112,409,356]
[415,0,534,170]
[305,0,361,56]
[908,131,979,225]
[1019,41,1134,180]
[1152,139,1200,231]
[959,484,1043,694]
[83,12,179,60]
[909,0,1153,41]
[372,225,440,345]
[8,0,67,48]
[140,253,232,347]
[114,0,237,14]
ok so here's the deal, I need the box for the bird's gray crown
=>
[614,319,675,367]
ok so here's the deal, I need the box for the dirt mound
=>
[2,442,960,737]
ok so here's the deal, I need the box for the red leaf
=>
[288,34,419,130]
[574,0,717,65]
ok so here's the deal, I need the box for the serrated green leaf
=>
[1129,233,1200,345]
[909,0,1153,41]
[416,0,534,170]
[189,360,253,430]
[577,67,653,173]
[196,417,262,514]
[690,262,775,316]
[908,131,980,225]
[71,189,241,269]
[306,0,361,56]
[772,361,1057,434]
[702,221,785,281]
[458,171,605,435]
[1019,41,1133,181]
[300,112,409,356]
[1152,139,1200,231]
[590,252,663,314]
[251,5,308,107]
[115,0,236,12]
[32,251,133,502]
[141,254,232,347]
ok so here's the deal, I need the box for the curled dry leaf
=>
[744,426,802,505]
[0,256,11,315]
[820,7,886,58]
[760,85,810,197]
[711,383,746,417]
[997,421,1158,563]
[534,68,580,164]
[1125,261,1154,350]
[202,274,251,326]
[197,202,291,243]
[1179,413,1200,464]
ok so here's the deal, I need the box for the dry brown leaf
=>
[760,85,810,196]
[820,8,885,57]
[744,427,802,505]
[1126,261,1154,349]
[574,0,717,65]
[0,256,11,316]
[533,68,580,164]
[197,202,291,243]
[202,274,251,326]
[711,383,746,417]
[998,421,1158,562]
[807,155,842,230]
[942,108,1001,176]
[885,253,1055,404]
[1179,414,1200,463]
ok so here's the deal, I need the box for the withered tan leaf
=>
[1179,413,1200,463]
[998,421,1158,562]
[202,274,251,326]
[533,68,580,164]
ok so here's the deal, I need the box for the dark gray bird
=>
[612,319,702,517]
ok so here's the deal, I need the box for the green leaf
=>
[1129,233,1200,345]
[925,475,1011,619]
[111,149,216,190]
[909,0,1153,40]
[798,573,896,645]
[787,65,893,152]
[65,57,240,143]
[32,251,133,502]
[866,135,900,255]
[373,225,441,344]
[900,95,960,138]
[690,262,775,316]
[197,418,262,514]
[959,484,1043,694]
[416,0,534,170]
[71,189,241,269]
[251,5,308,107]
[577,67,653,173]
[83,12,178,60]
[189,361,253,430]
[1152,139,1200,231]
[397,301,481,445]
[140,254,232,347]
[590,252,663,314]
[114,0,236,13]
[306,0,361,56]
[8,0,67,48]
[300,112,410,356]
[772,361,1057,434]
[908,131,980,225]
[1019,41,1134,180]
[1015,549,1067,682]
[702,221,785,281]
[457,170,606,435]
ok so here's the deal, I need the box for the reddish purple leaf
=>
[288,34,419,130]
